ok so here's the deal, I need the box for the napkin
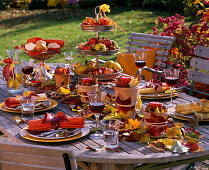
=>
[4,97,21,108]
[28,116,84,131]
[117,49,156,81]
[138,86,169,94]
[175,103,203,115]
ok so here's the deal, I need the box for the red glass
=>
[165,77,178,87]
[89,102,105,113]
[22,66,33,75]
[147,123,167,137]
[135,60,146,68]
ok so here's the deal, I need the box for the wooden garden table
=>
[0,64,209,170]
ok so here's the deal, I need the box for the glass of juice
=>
[133,53,147,80]
[88,91,106,139]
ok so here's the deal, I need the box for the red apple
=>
[81,78,93,86]
[86,17,95,25]
[92,68,102,75]
[99,17,108,25]
[81,22,89,25]
[100,67,107,74]
[82,44,91,50]
[109,46,116,50]
[93,22,100,26]
[121,76,131,84]
[149,102,162,109]
[88,38,99,45]
[102,39,112,48]
[78,43,85,49]
[104,68,113,74]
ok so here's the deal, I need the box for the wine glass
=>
[63,52,75,74]
[87,91,106,139]
[164,69,180,108]
[133,53,147,80]
[21,59,34,91]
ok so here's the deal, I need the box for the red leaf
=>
[182,141,198,152]
[3,58,13,64]
[149,142,166,152]
[50,111,69,130]
[42,112,54,124]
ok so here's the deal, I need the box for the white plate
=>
[27,128,82,140]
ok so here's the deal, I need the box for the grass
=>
[0,7,189,64]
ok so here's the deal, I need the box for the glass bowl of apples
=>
[143,102,168,137]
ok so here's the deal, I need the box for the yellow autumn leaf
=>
[194,0,200,4]
[58,87,71,95]
[15,73,22,84]
[157,138,176,149]
[8,77,14,89]
[128,118,141,129]
[165,89,177,94]
[139,134,152,143]
[165,127,182,138]
[23,91,32,96]
[173,122,184,128]
[13,78,20,91]
[100,4,110,13]
[135,95,142,111]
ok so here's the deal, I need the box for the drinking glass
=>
[6,49,21,64]
[87,91,106,139]
[133,53,147,80]
[18,96,37,123]
[63,52,75,74]
[164,69,180,108]
[20,59,34,91]
[101,119,120,149]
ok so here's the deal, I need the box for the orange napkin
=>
[5,97,20,108]
[28,116,84,131]
[117,49,156,81]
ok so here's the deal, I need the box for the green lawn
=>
[0,7,184,64]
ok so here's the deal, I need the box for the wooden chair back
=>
[188,46,209,96]
[0,142,77,170]
[126,32,175,69]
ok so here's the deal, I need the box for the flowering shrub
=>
[152,13,209,89]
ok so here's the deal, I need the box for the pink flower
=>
[161,32,166,36]
[166,30,172,36]
[167,17,171,22]
[152,27,157,31]
[153,31,158,35]
[159,16,163,22]
[181,16,185,19]
[175,14,180,18]
[171,16,176,20]
[163,19,167,23]
[192,25,198,33]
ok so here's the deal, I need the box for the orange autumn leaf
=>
[195,0,200,4]
[174,122,184,128]
[165,127,182,138]
[127,118,141,129]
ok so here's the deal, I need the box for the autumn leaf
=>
[8,77,14,89]
[165,127,182,138]
[16,73,22,84]
[139,134,152,143]
[127,118,141,129]
[13,78,19,91]
[157,138,176,149]
[149,142,166,152]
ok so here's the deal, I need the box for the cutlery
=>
[39,129,61,137]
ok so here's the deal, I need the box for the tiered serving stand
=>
[76,6,121,81]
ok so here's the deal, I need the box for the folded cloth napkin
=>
[117,49,156,81]
[28,116,84,131]
[138,86,169,94]
[175,103,203,115]
[4,97,20,108]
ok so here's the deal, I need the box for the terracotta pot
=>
[114,86,139,106]
[77,84,98,103]
[54,74,70,88]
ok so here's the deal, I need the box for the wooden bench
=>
[126,32,175,79]
[186,45,209,96]
[0,142,77,170]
